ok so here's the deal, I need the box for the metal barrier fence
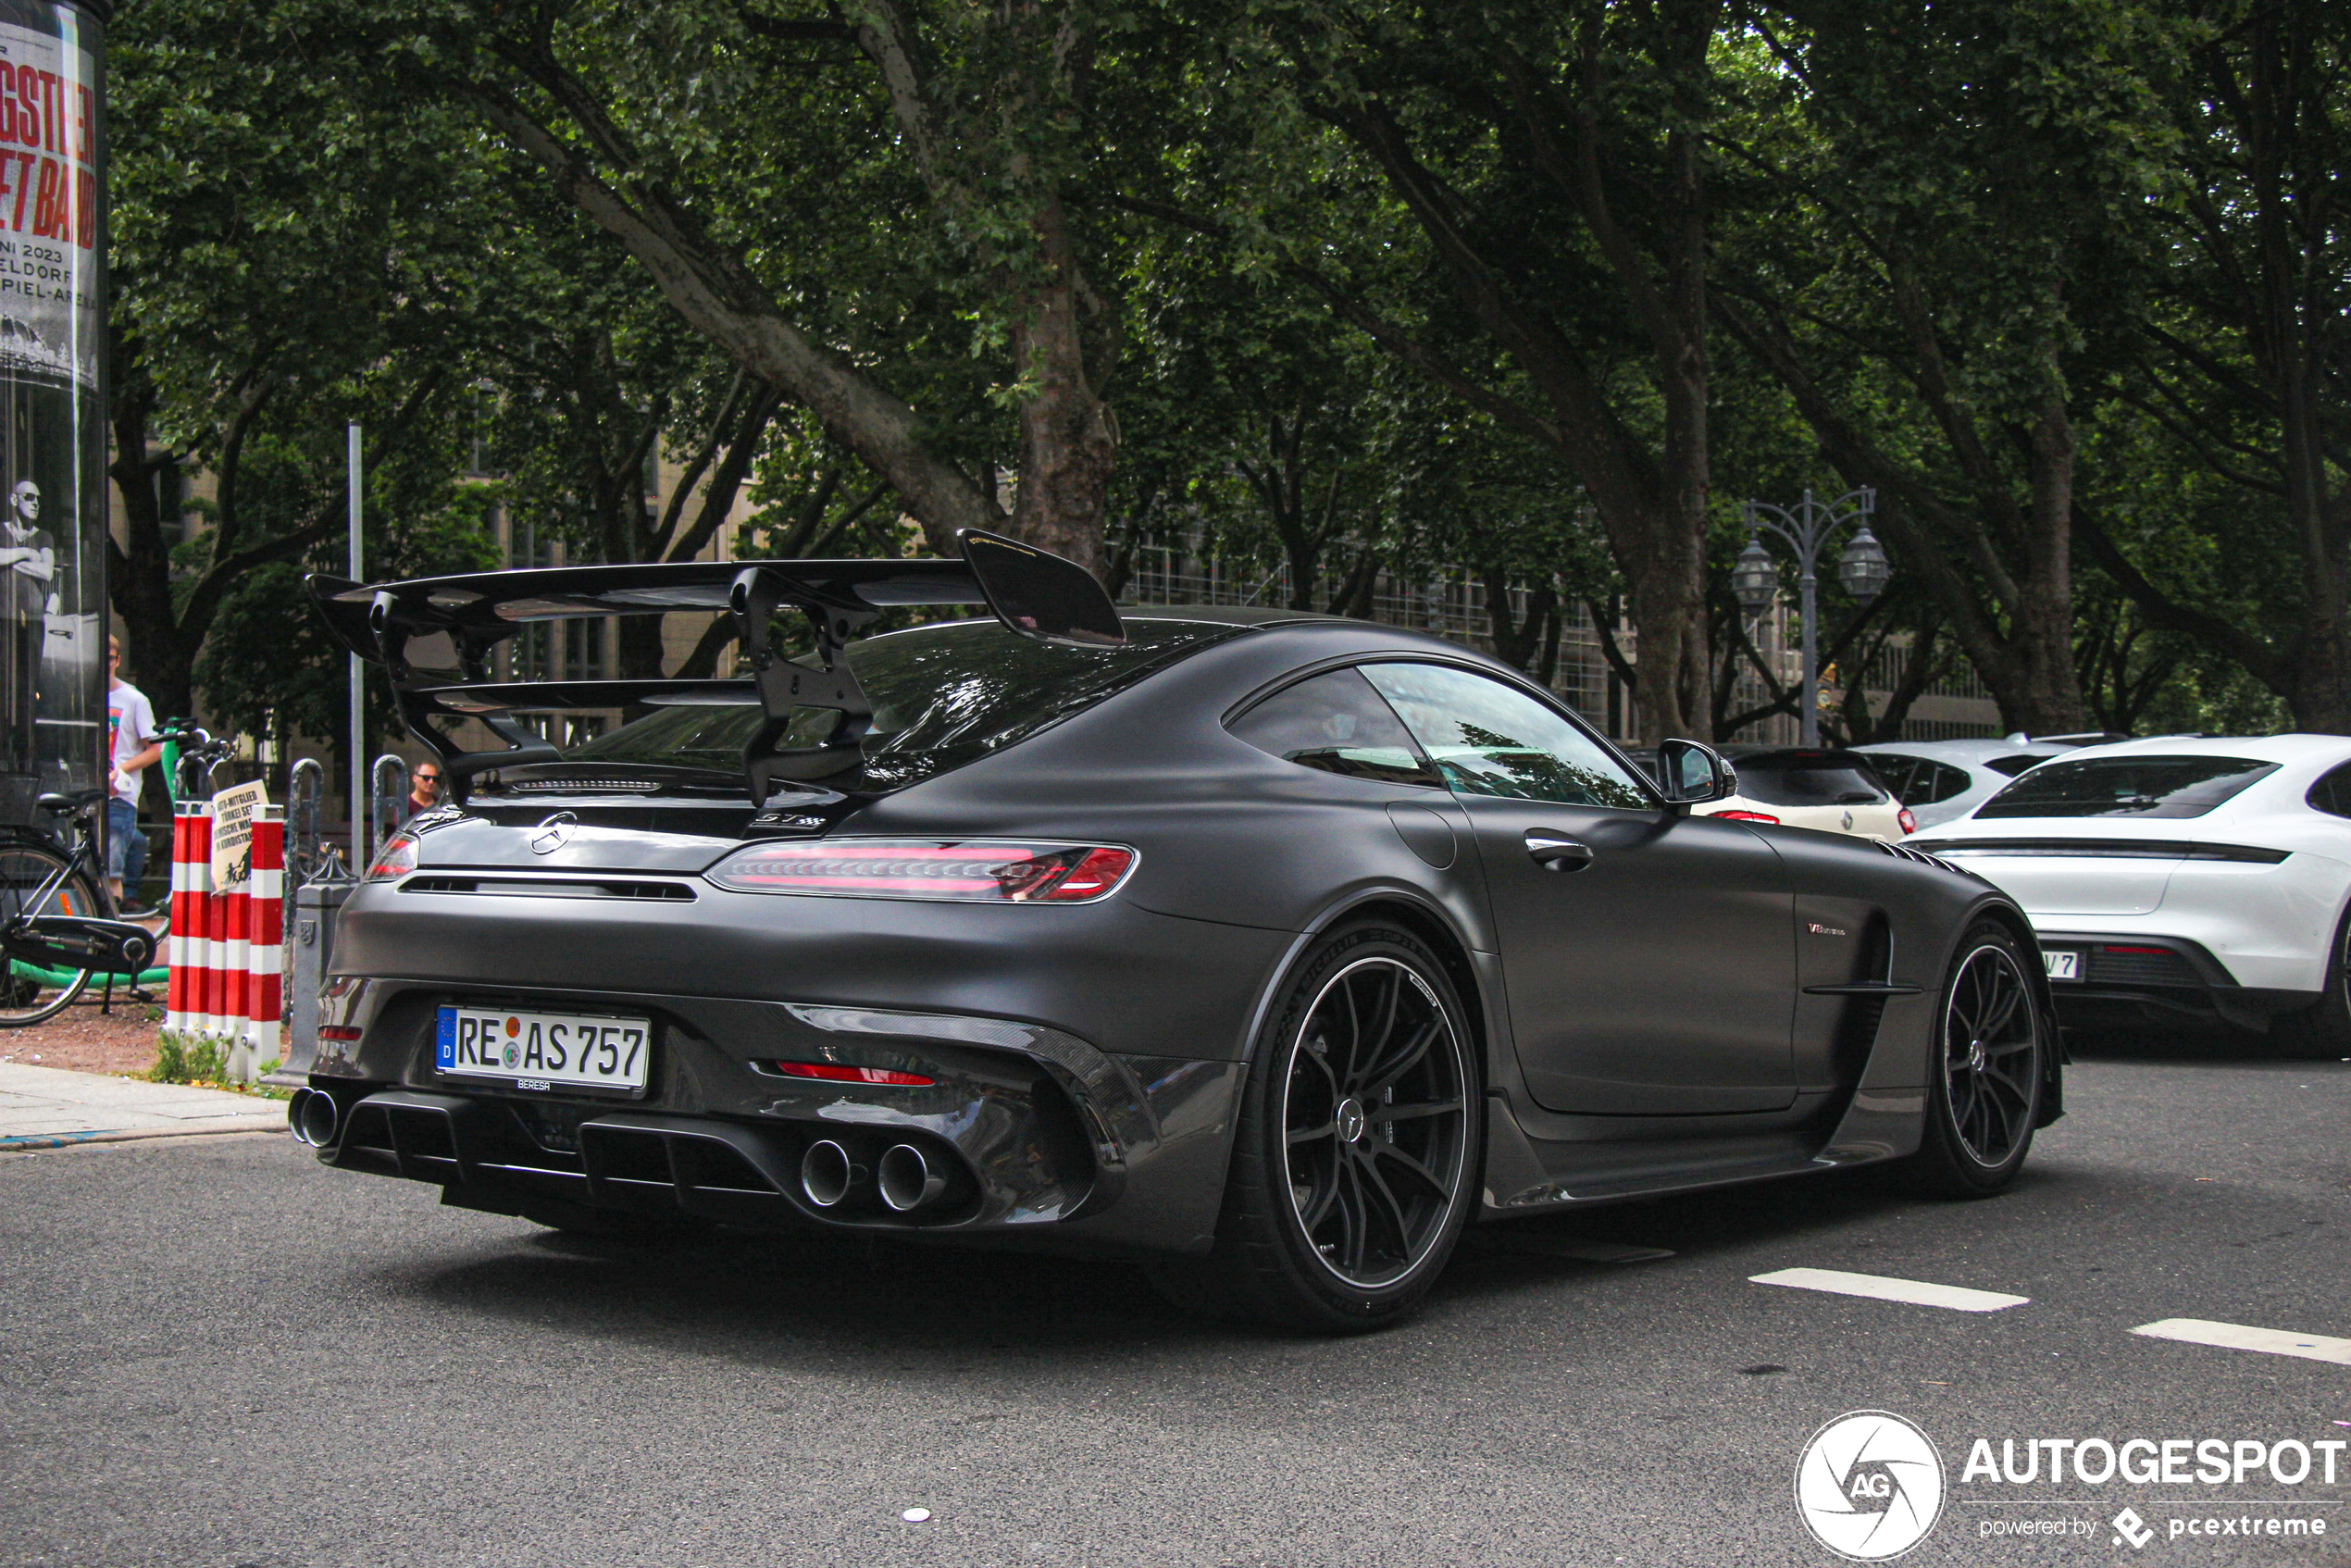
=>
[1121,542,1999,741]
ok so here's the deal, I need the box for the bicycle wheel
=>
[0,840,99,1027]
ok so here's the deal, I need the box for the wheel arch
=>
[1238,889,1494,1089]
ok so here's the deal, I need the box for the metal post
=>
[347,424,364,870]
[1797,491,1822,747]
[1736,487,1881,750]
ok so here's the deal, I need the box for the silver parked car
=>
[1856,735,2123,829]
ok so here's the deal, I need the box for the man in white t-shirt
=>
[106,635,161,912]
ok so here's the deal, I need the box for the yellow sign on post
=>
[209,780,269,889]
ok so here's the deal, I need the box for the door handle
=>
[1524,831,1595,872]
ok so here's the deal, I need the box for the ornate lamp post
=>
[1734,487,1888,747]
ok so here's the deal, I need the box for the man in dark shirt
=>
[398,763,443,822]
[0,479,54,772]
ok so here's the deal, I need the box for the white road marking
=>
[1749,1266,2029,1312]
[2130,1318,2351,1366]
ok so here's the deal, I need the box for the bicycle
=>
[0,788,159,1026]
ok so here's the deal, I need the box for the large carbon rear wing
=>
[307,529,1123,803]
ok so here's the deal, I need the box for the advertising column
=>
[0,0,101,827]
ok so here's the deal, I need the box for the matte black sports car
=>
[293,532,2060,1330]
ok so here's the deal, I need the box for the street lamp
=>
[1838,527,1891,603]
[1732,538,1778,615]
[1736,487,1884,746]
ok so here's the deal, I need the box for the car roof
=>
[2027,733,2351,765]
[1853,739,2071,765]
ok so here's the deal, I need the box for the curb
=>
[1,1116,286,1151]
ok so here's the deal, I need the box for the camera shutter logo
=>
[1795,1410,1946,1561]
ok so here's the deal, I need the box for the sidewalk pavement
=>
[0,1063,287,1150]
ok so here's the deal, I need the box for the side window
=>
[1227,667,1443,788]
[1927,762,1974,805]
[1868,754,1922,804]
[2308,762,2351,819]
[1360,663,1649,809]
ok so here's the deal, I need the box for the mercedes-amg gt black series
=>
[294,531,2059,1330]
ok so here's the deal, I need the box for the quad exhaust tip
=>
[877,1143,949,1213]
[800,1139,864,1209]
[288,1088,339,1148]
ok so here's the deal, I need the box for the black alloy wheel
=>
[1280,954,1472,1289]
[1149,922,1481,1330]
[1943,943,2037,1166]
[1907,921,2043,1197]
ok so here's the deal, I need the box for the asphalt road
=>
[4,1033,2348,1568]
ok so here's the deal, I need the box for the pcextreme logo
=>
[1796,1410,1947,1561]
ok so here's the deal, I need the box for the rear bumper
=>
[304,978,1244,1256]
[305,880,1300,1252]
[2033,931,2319,1032]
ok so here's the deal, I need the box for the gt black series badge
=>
[529,812,577,854]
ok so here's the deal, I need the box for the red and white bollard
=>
[163,803,193,1040]
[245,809,284,1070]
[163,798,288,1082]
[166,802,213,1044]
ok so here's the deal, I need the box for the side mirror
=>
[1655,738,1734,810]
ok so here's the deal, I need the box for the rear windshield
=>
[1984,754,2046,778]
[1975,755,2278,819]
[1731,753,1889,808]
[566,616,1240,790]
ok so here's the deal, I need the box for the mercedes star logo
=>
[529,812,578,855]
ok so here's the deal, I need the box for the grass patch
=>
[147,1035,292,1099]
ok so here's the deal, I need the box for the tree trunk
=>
[1006,195,1115,579]
[1991,392,2087,734]
[104,368,199,721]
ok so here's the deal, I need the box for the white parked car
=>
[1707,748,1914,840]
[1625,747,1912,839]
[1854,736,2106,828]
[1906,734,2351,1053]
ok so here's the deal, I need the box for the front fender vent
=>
[1877,840,1960,875]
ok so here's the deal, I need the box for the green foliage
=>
[147,1032,220,1085]
[103,0,2351,738]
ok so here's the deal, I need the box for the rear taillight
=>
[1715,809,1780,824]
[317,1026,363,1041]
[1897,808,1919,836]
[364,832,417,883]
[760,1061,935,1086]
[703,840,1138,903]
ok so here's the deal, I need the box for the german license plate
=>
[2042,950,2081,981]
[435,1005,651,1093]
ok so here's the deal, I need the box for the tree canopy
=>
[106,0,2351,745]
